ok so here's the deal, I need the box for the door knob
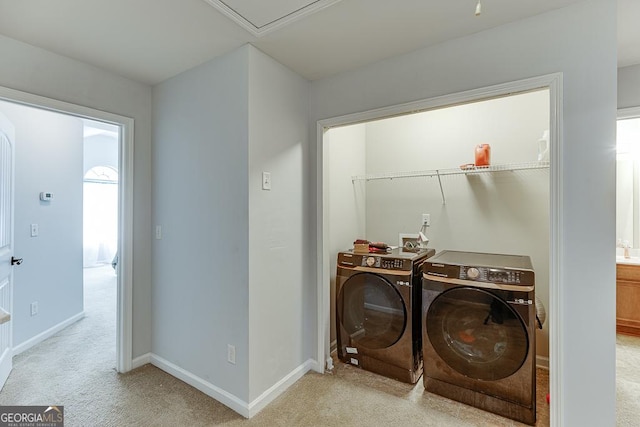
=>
[11,257,23,266]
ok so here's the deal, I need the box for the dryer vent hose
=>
[535,296,546,329]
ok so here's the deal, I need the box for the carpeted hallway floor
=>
[0,265,636,426]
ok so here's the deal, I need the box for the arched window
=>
[84,165,118,184]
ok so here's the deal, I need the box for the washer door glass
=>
[338,273,406,350]
[426,287,528,381]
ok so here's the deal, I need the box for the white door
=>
[0,112,15,388]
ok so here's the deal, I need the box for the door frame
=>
[315,73,562,424]
[0,111,16,387]
[0,85,134,373]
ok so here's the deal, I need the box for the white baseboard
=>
[0,347,12,387]
[310,358,324,373]
[132,352,152,369]
[248,359,315,417]
[150,353,250,418]
[149,354,317,419]
[12,311,85,356]
[536,355,550,370]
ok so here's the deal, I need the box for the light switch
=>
[262,172,271,190]
[30,224,39,237]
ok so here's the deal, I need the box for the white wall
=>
[0,34,153,359]
[0,101,83,346]
[363,91,550,359]
[616,155,634,247]
[326,124,366,345]
[619,64,640,109]
[309,1,616,425]
[152,45,313,411]
[152,46,250,402]
[83,134,118,174]
[247,46,310,402]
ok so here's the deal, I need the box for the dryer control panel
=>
[337,249,435,272]
[338,254,409,270]
[380,258,405,270]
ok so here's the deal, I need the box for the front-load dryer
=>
[422,250,536,425]
[336,247,435,383]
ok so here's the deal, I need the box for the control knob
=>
[366,257,376,267]
[467,267,480,279]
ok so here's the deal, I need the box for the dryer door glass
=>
[426,287,528,381]
[338,273,406,350]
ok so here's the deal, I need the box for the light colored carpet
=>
[616,334,640,426]
[18,265,640,426]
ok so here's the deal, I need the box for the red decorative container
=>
[475,144,491,167]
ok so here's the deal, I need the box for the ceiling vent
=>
[202,0,343,37]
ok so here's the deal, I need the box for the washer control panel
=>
[423,250,535,286]
[460,266,527,285]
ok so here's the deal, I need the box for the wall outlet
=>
[227,344,236,364]
[30,301,38,316]
[422,213,431,226]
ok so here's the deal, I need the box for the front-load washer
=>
[422,250,536,425]
[336,247,436,383]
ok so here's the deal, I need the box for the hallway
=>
[1,266,116,406]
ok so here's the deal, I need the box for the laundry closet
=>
[326,88,550,366]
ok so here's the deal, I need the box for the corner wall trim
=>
[149,354,250,418]
[149,354,315,419]
[248,359,315,417]
[12,311,85,356]
[132,353,152,370]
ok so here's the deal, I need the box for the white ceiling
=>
[0,0,634,86]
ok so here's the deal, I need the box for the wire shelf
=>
[351,161,549,182]
[351,161,549,204]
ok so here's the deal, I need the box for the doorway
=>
[615,108,640,423]
[82,120,120,367]
[316,73,561,418]
[0,86,133,373]
[83,120,120,271]
[325,89,550,359]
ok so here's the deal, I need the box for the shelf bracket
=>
[436,169,445,204]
